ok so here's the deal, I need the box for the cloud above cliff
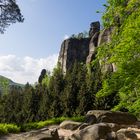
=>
[0,54,58,84]
[64,34,69,40]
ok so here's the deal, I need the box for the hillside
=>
[0,75,24,94]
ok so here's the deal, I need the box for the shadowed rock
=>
[87,110,137,125]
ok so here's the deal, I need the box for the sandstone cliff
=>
[58,21,115,73]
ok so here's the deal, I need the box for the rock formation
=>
[58,21,116,74]
[58,38,90,73]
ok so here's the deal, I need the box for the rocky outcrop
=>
[58,21,101,73]
[58,38,90,73]
[58,21,116,74]
[70,123,113,140]
[62,110,139,140]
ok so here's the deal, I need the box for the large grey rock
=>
[85,114,97,124]
[77,123,89,130]
[87,110,137,125]
[117,129,137,140]
[59,120,82,130]
[87,110,110,118]
[69,123,114,140]
[58,38,90,73]
[38,129,60,140]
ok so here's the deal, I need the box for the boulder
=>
[107,123,121,132]
[77,123,89,130]
[117,128,137,140]
[37,129,60,140]
[59,120,82,130]
[85,114,97,124]
[69,123,114,140]
[87,110,110,118]
[87,110,137,125]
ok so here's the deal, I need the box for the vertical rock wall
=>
[58,38,90,73]
[58,21,115,73]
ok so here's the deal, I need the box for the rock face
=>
[58,21,116,74]
[86,32,99,63]
[58,38,90,73]
[58,21,102,73]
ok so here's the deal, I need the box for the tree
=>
[38,86,51,120]
[0,0,24,33]
[21,83,34,123]
[96,0,140,116]
[48,65,64,117]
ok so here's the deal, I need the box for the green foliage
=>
[0,124,20,135]
[0,116,84,135]
[20,116,85,132]
[0,75,23,94]
[96,0,140,116]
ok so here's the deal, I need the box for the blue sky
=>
[0,0,106,84]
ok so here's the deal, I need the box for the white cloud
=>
[64,34,69,40]
[0,54,58,84]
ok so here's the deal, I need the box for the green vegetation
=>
[0,75,24,94]
[95,0,140,116]
[21,116,85,132]
[0,116,84,135]
[0,124,20,135]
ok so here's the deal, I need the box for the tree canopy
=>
[0,0,24,33]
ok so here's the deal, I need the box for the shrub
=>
[0,124,20,136]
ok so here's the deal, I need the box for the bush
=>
[0,116,85,134]
[0,124,20,136]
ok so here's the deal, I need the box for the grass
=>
[0,124,20,136]
[0,116,85,135]
[21,116,85,131]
